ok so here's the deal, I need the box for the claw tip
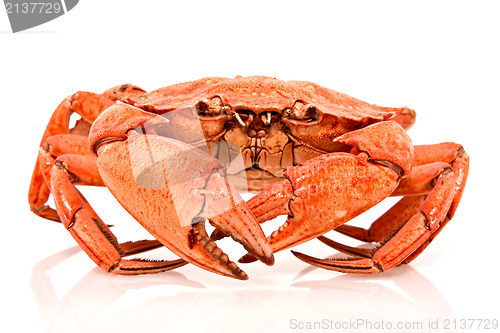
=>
[238,253,258,264]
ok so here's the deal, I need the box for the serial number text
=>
[5,2,62,14]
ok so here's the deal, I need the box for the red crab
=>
[29,76,469,279]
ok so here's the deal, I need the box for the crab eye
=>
[285,101,319,122]
[196,97,226,116]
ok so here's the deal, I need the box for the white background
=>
[1,1,499,332]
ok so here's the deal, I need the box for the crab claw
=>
[239,121,412,264]
[90,105,273,279]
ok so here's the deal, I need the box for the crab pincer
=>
[84,104,274,279]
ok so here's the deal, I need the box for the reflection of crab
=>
[29,76,469,279]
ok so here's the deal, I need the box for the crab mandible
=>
[29,76,469,278]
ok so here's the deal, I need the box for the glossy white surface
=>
[1,1,499,332]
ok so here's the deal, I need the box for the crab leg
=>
[412,143,469,219]
[29,96,74,221]
[293,166,455,272]
[38,133,182,269]
[119,239,163,256]
[29,85,145,221]
[298,143,469,272]
[331,162,454,244]
[402,146,469,264]
[332,195,425,243]
[333,144,468,241]
[38,134,103,189]
[50,155,187,274]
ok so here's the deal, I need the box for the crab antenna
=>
[234,113,246,127]
[262,112,271,125]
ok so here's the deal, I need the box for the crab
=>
[29,76,469,279]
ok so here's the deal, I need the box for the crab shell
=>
[120,76,415,191]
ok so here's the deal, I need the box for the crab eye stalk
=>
[196,97,225,116]
[286,101,320,122]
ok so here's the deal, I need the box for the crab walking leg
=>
[314,163,448,265]
[387,106,416,131]
[38,134,104,189]
[29,92,114,220]
[389,144,469,264]
[28,84,145,221]
[332,143,469,256]
[332,195,426,243]
[49,156,187,274]
[29,96,74,221]
[331,162,452,244]
[403,148,469,264]
[293,167,456,273]
[38,135,168,259]
[300,145,469,273]
[118,240,164,256]
[78,189,166,258]
[411,143,469,219]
